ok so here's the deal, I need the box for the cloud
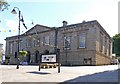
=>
[6,19,18,30]
[73,0,118,37]
[6,19,28,33]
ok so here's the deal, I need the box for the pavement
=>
[0,64,119,83]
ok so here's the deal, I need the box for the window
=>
[99,32,103,52]
[34,38,40,47]
[33,39,36,47]
[9,42,14,54]
[43,36,50,46]
[108,41,111,56]
[26,39,27,48]
[83,58,92,65]
[15,41,18,52]
[36,38,40,46]
[64,36,71,49]
[26,39,32,47]
[9,43,13,54]
[15,40,22,51]
[79,33,86,48]
[106,39,109,56]
[104,36,107,55]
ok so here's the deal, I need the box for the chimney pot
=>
[62,21,68,27]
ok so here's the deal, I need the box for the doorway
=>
[26,51,31,63]
[35,50,39,63]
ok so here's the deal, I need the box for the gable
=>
[25,24,51,35]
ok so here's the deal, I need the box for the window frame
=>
[79,32,86,48]
[43,36,50,46]
[9,42,14,54]
[63,36,71,49]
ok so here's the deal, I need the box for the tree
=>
[0,0,10,11]
[112,33,120,56]
[19,51,28,57]
[44,50,49,54]
[16,50,27,69]
[19,50,27,65]
[0,0,10,23]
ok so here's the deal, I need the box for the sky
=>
[0,0,119,51]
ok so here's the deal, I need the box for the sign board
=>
[39,50,60,73]
[41,54,56,63]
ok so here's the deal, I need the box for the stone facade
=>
[5,20,112,65]
[0,43,3,63]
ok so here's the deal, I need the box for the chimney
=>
[82,20,86,23]
[62,21,68,27]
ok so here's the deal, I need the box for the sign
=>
[39,50,60,73]
[41,54,56,63]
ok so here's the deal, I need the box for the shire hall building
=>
[5,20,112,65]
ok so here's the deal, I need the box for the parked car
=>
[111,59,119,65]
[1,61,5,65]
[20,62,28,65]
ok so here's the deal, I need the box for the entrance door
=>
[26,51,31,63]
[35,50,39,63]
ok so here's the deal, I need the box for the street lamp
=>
[54,27,61,73]
[65,37,68,65]
[11,7,27,69]
[11,7,21,69]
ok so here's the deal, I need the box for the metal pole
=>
[65,39,67,65]
[16,10,20,69]
[54,28,58,53]
[54,28,60,73]
[57,49,60,73]
[64,34,67,65]
[12,7,27,69]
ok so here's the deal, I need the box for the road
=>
[0,64,119,83]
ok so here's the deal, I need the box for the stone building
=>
[0,43,3,63]
[5,20,112,65]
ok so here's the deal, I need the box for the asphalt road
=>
[0,64,119,83]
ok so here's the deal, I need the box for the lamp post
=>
[54,27,60,73]
[54,27,58,53]
[11,7,27,69]
[11,7,21,69]
[65,37,68,65]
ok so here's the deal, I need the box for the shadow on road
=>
[59,69,120,84]
[27,71,51,75]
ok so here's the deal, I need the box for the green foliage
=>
[0,0,10,11]
[19,51,28,57]
[44,50,49,54]
[112,33,120,56]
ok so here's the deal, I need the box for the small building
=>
[5,20,112,65]
[0,43,3,63]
